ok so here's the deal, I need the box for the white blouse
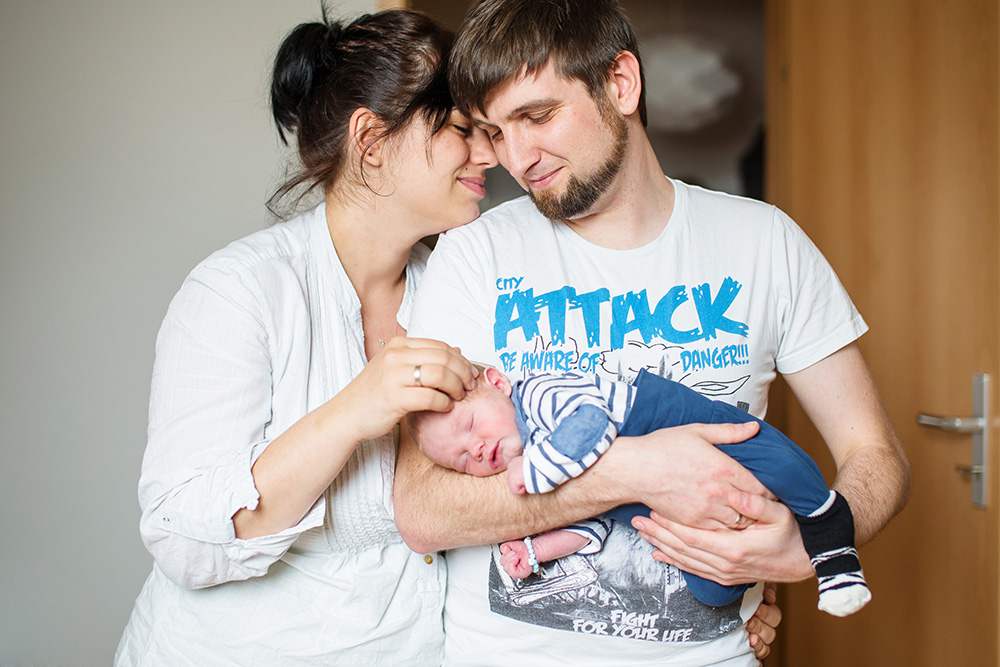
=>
[115,204,444,666]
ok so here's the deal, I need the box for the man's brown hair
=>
[448,0,647,126]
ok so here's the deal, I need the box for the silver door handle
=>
[916,414,985,433]
[916,373,989,508]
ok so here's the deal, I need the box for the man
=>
[394,1,910,664]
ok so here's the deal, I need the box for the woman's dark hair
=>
[449,0,646,126]
[269,8,454,210]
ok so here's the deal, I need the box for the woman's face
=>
[389,109,498,236]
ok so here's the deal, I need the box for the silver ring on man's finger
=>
[413,365,422,387]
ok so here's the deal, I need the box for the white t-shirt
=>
[409,179,866,666]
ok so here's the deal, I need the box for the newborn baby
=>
[406,366,871,617]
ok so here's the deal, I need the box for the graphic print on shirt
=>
[489,528,745,642]
[493,278,751,382]
[599,340,751,401]
[487,276,752,642]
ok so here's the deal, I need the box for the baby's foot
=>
[817,573,872,617]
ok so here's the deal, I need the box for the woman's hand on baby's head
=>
[506,455,526,494]
[344,337,476,443]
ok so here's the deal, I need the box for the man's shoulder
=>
[677,180,778,225]
[478,195,547,225]
[439,196,548,245]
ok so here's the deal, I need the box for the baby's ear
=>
[484,367,513,397]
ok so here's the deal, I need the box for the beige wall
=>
[0,1,372,664]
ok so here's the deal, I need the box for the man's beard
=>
[528,111,628,220]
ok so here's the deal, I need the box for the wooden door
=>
[766,1,1000,665]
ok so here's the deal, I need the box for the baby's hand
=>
[506,455,526,494]
[499,540,535,579]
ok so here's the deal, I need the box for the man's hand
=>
[627,343,910,586]
[607,422,775,529]
[633,490,814,584]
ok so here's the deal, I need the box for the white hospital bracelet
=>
[524,536,539,574]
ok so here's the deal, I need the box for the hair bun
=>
[323,21,343,51]
[268,9,456,213]
[270,20,341,143]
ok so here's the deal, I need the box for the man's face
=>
[474,63,628,220]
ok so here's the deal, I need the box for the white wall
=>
[0,1,372,664]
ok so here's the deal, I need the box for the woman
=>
[116,9,779,664]
[116,10,489,665]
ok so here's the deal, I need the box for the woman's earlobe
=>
[363,142,382,167]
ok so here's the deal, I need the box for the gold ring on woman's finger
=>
[413,365,422,387]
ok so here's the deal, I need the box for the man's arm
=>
[785,342,910,543]
[394,424,622,553]
[633,342,911,584]
[393,419,767,553]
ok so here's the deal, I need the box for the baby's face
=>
[421,389,522,477]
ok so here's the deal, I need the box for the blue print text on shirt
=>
[493,277,750,351]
